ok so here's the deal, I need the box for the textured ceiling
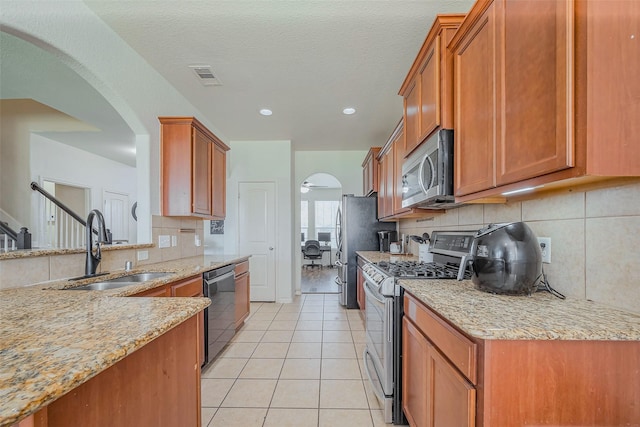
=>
[85,0,474,151]
[1,1,475,166]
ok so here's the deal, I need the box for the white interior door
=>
[103,190,129,242]
[238,182,276,301]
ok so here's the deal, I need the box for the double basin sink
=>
[66,272,173,291]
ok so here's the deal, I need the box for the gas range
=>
[362,230,477,296]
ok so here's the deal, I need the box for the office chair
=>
[302,240,322,269]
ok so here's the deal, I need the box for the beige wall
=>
[399,181,640,315]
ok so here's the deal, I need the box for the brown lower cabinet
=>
[234,261,250,330]
[356,256,365,312]
[21,316,201,427]
[402,292,640,426]
[132,275,205,368]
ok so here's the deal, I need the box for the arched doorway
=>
[299,173,342,293]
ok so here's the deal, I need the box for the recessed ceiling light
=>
[259,109,273,116]
[343,107,356,115]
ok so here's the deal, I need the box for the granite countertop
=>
[356,251,640,341]
[0,242,154,261]
[0,254,249,426]
[356,250,418,263]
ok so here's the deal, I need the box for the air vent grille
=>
[188,65,222,86]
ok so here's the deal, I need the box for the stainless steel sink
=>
[100,272,172,283]
[65,272,173,291]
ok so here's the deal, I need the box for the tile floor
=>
[201,294,387,427]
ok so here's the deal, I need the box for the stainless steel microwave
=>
[401,129,457,209]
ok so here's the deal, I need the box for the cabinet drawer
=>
[171,275,202,297]
[404,293,477,383]
[133,285,169,297]
[235,261,249,277]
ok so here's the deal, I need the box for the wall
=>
[224,140,293,303]
[399,181,640,315]
[1,1,225,243]
[30,134,138,244]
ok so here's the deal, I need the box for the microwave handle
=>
[418,155,429,194]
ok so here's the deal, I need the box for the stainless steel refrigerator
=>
[334,194,396,308]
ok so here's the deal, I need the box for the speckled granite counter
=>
[0,242,153,260]
[0,254,249,426]
[356,250,418,264]
[356,251,640,341]
[401,280,640,341]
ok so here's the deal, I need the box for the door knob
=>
[269,247,274,250]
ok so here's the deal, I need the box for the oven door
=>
[363,279,394,395]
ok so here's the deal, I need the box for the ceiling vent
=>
[189,65,222,86]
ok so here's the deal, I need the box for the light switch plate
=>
[171,235,178,247]
[137,250,149,261]
[158,235,170,248]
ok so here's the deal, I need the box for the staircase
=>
[31,181,87,249]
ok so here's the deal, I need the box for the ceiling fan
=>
[300,180,328,193]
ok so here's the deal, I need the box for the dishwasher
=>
[203,263,236,367]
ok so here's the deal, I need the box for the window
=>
[301,200,308,243]
[315,200,339,247]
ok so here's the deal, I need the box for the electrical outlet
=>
[194,235,201,247]
[158,235,170,248]
[137,250,149,261]
[538,237,551,264]
[171,235,178,247]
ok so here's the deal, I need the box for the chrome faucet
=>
[85,209,108,277]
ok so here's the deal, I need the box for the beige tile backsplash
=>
[400,181,640,315]
[0,216,205,289]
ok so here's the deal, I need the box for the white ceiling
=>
[1,1,475,165]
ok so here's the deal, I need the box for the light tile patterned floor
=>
[201,294,387,427]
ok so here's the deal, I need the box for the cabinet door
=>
[211,142,227,219]
[392,129,409,215]
[192,128,212,216]
[356,265,365,311]
[383,148,394,218]
[419,38,441,142]
[431,346,476,427]
[404,79,421,155]
[454,1,497,197]
[402,317,429,427]
[496,0,573,186]
[234,273,250,329]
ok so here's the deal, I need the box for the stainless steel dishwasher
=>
[203,263,236,367]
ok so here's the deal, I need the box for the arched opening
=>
[299,173,342,294]
[0,29,144,245]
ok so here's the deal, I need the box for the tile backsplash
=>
[0,216,204,289]
[399,181,640,315]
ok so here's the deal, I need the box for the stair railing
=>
[0,221,18,252]
[30,181,92,249]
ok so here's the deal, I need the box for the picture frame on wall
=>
[210,220,224,235]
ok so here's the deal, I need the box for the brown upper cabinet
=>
[450,0,640,201]
[362,147,381,196]
[399,14,465,158]
[159,117,230,219]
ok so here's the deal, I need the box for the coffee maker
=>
[377,230,397,252]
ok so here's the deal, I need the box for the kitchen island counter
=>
[0,254,249,426]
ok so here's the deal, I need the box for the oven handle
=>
[364,280,393,341]
[364,280,386,305]
[363,347,386,403]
